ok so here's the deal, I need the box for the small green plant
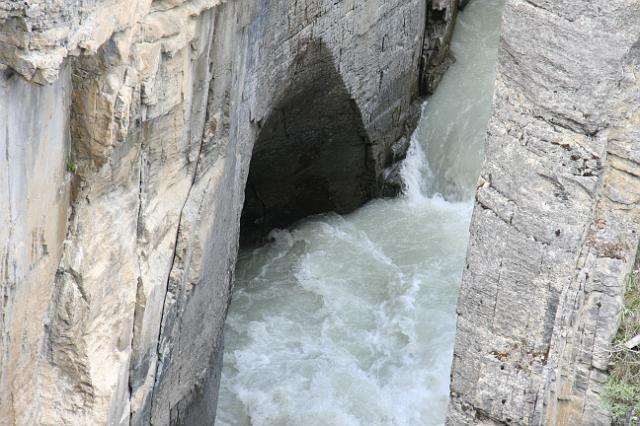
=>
[605,245,640,425]
[66,160,77,173]
[604,377,640,425]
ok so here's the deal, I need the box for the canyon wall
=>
[448,0,640,425]
[0,0,457,424]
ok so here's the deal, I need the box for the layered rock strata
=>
[448,0,640,424]
[0,0,457,424]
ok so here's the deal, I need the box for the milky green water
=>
[216,1,505,424]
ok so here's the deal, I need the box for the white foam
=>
[217,194,473,425]
[400,132,433,205]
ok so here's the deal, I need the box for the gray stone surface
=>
[447,1,640,424]
[240,39,375,244]
[0,0,458,424]
[0,65,72,426]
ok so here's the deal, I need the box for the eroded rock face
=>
[0,0,458,424]
[240,40,373,245]
[420,0,458,95]
[0,65,73,425]
[447,1,640,425]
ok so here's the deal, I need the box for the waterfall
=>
[400,105,433,204]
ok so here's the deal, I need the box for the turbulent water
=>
[216,1,505,425]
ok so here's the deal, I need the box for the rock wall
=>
[0,65,73,425]
[0,0,458,424]
[448,1,640,425]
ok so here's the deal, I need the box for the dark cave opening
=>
[240,40,374,246]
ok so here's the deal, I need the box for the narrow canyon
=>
[0,0,638,425]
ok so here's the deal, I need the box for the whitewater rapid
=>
[216,1,505,425]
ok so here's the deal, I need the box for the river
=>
[215,1,505,424]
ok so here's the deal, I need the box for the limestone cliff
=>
[0,0,457,424]
[447,0,640,424]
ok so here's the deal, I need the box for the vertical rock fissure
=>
[149,115,206,424]
[419,0,457,95]
[149,172,195,424]
[129,123,147,422]
[148,57,216,420]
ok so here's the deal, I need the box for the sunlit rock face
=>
[448,1,640,425]
[0,0,458,424]
[0,64,73,426]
